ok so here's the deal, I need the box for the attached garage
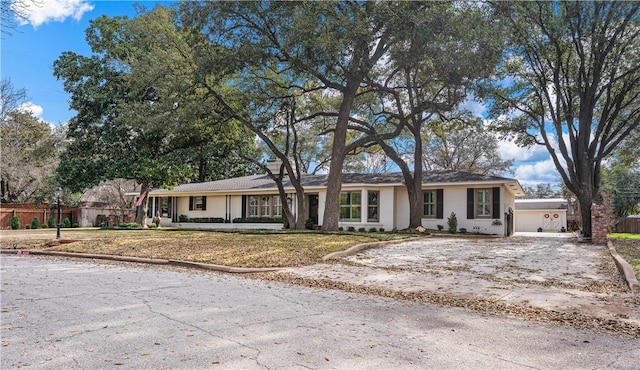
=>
[515,199,568,233]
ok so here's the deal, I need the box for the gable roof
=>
[515,199,568,210]
[149,170,524,196]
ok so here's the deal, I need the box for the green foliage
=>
[347,226,356,232]
[358,227,366,232]
[447,212,458,234]
[42,223,48,229]
[11,216,19,230]
[63,217,71,228]
[48,216,56,228]
[178,215,188,222]
[31,217,40,229]
[25,224,31,229]
[437,225,444,231]
[52,7,258,195]
[232,217,284,224]
[0,100,65,203]
[368,227,378,233]
[602,166,640,218]
[485,2,640,237]
[522,183,561,199]
[183,217,225,223]
[117,223,141,229]
[304,219,314,230]
[459,227,467,233]
[72,223,80,228]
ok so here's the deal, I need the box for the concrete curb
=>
[607,241,640,292]
[322,236,429,260]
[0,249,280,274]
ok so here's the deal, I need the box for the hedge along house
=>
[137,170,525,236]
[514,199,568,233]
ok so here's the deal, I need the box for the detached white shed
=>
[515,199,568,233]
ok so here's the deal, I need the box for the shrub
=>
[305,218,314,230]
[347,226,356,232]
[179,215,188,222]
[459,227,467,233]
[147,223,158,229]
[338,227,344,231]
[31,217,40,229]
[233,217,282,224]
[369,227,378,232]
[11,216,20,230]
[72,223,80,228]
[118,223,141,229]
[25,224,31,229]
[379,228,385,232]
[437,224,444,231]
[447,212,458,234]
[358,227,366,232]
[48,216,56,228]
[42,223,48,229]
[63,217,71,228]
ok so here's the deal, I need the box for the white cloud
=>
[13,0,94,28]
[497,139,549,163]
[460,97,485,118]
[515,159,562,186]
[18,102,44,118]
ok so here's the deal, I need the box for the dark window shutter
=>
[241,195,247,218]
[167,197,172,216]
[154,197,159,216]
[189,196,194,211]
[492,187,500,219]
[436,189,444,219]
[467,188,475,219]
[202,196,207,211]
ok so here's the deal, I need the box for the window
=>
[476,189,492,217]
[273,196,282,217]
[248,196,259,217]
[247,195,283,218]
[367,191,379,222]
[189,196,207,211]
[423,191,436,217]
[260,195,271,217]
[340,191,361,221]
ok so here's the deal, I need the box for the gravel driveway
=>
[278,232,640,337]
[346,233,605,287]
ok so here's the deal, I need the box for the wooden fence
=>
[0,203,77,229]
[616,217,640,234]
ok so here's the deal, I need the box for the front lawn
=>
[1,229,414,268]
[609,233,640,280]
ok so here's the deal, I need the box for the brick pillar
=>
[590,203,607,245]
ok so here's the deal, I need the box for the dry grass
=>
[0,229,392,268]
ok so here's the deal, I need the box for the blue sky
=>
[1,0,561,187]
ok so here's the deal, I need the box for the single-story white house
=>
[138,170,525,236]
[514,199,568,232]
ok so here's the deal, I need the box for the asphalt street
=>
[1,255,638,369]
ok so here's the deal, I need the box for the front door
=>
[308,195,319,224]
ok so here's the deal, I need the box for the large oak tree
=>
[486,2,640,238]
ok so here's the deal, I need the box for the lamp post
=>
[55,187,62,239]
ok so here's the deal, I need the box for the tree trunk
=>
[408,125,424,229]
[322,88,357,231]
[134,180,150,227]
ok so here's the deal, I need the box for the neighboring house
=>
[138,170,525,236]
[514,199,568,232]
[77,201,135,227]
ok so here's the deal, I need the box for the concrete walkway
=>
[279,233,640,334]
